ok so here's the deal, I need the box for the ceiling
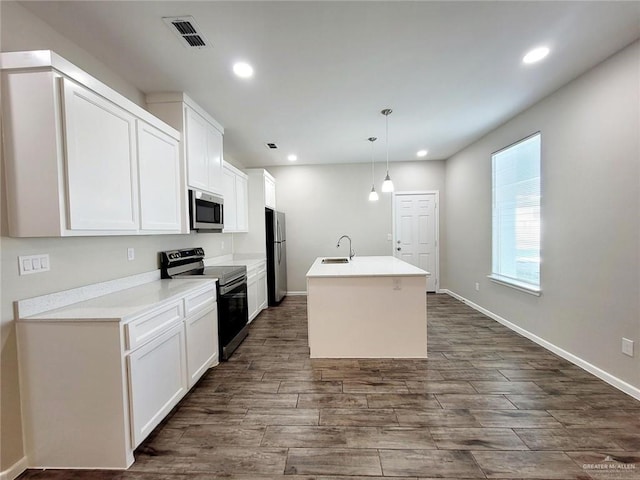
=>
[16,1,640,168]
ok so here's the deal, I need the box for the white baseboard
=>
[441,289,640,401]
[286,291,307,296]
[0,456,27,480]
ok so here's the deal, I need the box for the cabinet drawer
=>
[184,285,216,316]
[256,261,266,275]
[126,301,183,350]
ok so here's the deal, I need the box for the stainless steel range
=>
[160,248,249,360]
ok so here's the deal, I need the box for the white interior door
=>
[394,193,438,292]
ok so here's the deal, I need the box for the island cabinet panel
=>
[306,256,429,358]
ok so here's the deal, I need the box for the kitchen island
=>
[306,256,429,358]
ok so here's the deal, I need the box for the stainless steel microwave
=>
[189,189,224,231]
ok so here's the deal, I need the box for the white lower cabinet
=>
[257,270,267,312]
[17,280,218,469]
[128,322,187,447]
[185,304,218,387]
[247,260,268,322]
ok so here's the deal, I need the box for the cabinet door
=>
[206,124,224,194]
[247,276,258,322]
[128,323,187,447]
[185,305,218,388]
[257,271,268,312]
[185,107,209,191]
[221,166,237,232]
[264,175,276,209]
[235,174,248,231]
[62,78,138,231]
[137,121,181,232]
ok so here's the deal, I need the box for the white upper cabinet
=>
[235,173,249,231]
[206,124,224,194]
[137,120,181,232]
[221,161,248,233]
[62,78,139,231]
[264,173,277,210]
[185,107,210,192]
[147,93,225,198]
[1,51,182,237]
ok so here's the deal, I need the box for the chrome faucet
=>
[336,235,355,260]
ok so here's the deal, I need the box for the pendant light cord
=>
[385,114,389,174]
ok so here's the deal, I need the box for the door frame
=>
[392,190,440,293]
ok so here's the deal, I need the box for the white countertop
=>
[306,256,430,278]
[21,279,216,322]
[205,254,266,269]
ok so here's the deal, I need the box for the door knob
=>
[396,247,401,251]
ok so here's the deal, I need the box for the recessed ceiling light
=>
[287,154,298,162]
[417,149,428,158]
[233,62,254,78]
[522,47,550,64]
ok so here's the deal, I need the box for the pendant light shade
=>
[367,136,379,202]
[381,108,394,193]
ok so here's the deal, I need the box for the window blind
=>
[492,133,541,288]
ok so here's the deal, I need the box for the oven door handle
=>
[219,275,247,295]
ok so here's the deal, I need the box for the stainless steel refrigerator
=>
[266,208,287,305]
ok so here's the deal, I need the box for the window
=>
[490,133,541,294]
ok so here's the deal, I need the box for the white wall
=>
[444,41,640,391]
[268,161,446,292]
[0,2,233,472]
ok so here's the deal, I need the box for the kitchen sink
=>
[322,257,349,264]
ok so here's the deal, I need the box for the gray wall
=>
[0,2,234,470]
[268,161,446,292]
[444,41,639,389]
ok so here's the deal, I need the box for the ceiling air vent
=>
[265,143,279,150]
[163,16,210,49]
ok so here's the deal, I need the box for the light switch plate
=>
[622,338,634,357]
[18,254,50,275]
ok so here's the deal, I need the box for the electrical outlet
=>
[221,241,225,250]
[393,278,402,290]
[622,338,634,357]
[475,282,480,291]
[127,248,135,261]
[387,233,392,241]
[18,254,50,275]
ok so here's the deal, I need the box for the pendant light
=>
[367,137,379,201]
[381,108,395,192]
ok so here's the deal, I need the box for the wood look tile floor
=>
[19,294,640,479]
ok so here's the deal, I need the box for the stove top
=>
[160,248,246,286]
